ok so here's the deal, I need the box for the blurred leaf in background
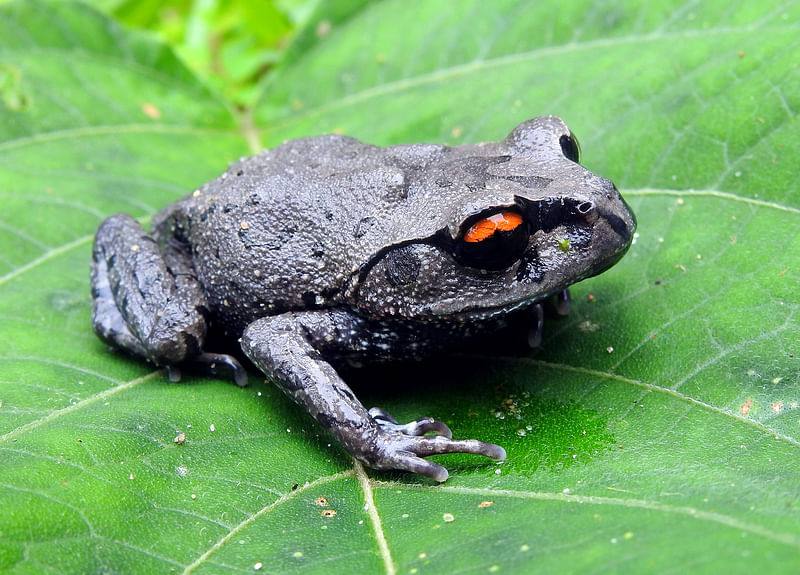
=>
[103,0,318,107]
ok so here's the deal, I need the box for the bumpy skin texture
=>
[91,116,636,482]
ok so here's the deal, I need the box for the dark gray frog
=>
[91,116,636,482]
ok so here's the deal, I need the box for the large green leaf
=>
[1,1,798,573]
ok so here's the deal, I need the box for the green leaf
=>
[108,0,300,107]
[1,1,798,574]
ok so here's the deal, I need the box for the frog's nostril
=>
[606,213,633,241]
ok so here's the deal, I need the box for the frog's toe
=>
[184,352,249,387]
[370,434,506,482]
[365,408,505,481]
[369,407,452,438]
[400,435,507,462]
[555,288,571,316]
[391,417,453,439]
[388,451,450,482]
[527,303,544,348]
[368,406,399,425]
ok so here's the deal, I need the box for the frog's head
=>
[354,116,636,321]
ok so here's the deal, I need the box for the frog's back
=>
[154,134,450,332]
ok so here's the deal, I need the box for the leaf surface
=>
[0,1,798,573]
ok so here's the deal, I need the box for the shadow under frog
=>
[350,355,616,477]
[90,116,635,482]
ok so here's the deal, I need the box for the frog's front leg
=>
[91,214,246,385]
[241,312,506,482]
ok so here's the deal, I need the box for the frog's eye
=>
[560,132,580,163]
[454,210,529,270]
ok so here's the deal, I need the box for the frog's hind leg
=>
[91,241,151,360]
[241,311,505,482]
[91,213,245,385]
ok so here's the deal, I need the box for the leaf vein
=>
[181,470,355,574]
[356,461,396,575]
[501,357,800,449]
[624,188,800,214]
[0,370,162,443]
[375,481,800,549]
[0,234,91,287]
[0,480,96,536]
[0,124,237,154]
[263,25,797,134]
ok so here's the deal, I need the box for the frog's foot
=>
[368,430,507,482]
[367,407,506,482]
[369,407,452,438]
[188,353,249,387]
[526,289,571,348]
[527,303,544,348]
[555,288,571,316]
[164,353,248,387]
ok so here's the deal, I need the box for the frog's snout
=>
[606,208,636,245]
[600,180,637,246]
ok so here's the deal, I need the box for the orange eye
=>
[455,210,529,270]
[463,211,524,243]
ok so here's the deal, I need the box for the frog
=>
[91,116,636,482]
